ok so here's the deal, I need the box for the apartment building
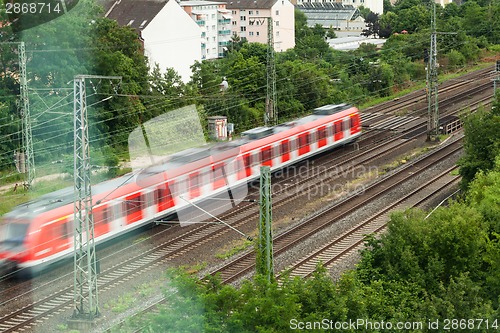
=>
[180,1,233,59]
[226,0,295,52]
[104,0,202,82]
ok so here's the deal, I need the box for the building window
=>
[276,10,279,15]
[212,25,216,30]
[256,31,260,36]
[232,21,237,25]
[249,31,254,36]
[276,21,279,26]
[256,10,259,14]
[276,31,279,37]
[212,14,215,19]
[213,36,216,41]
[249,10,253,14]
[240,16,246,21]
[241,26,246,31]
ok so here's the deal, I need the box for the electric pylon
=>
[19,42,35,187]
[265,17,277,126]
[72,75,120,322]
[257,166,274,282]
[426,2,439,141]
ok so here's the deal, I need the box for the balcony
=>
[218,29,231,35]
[218,19,231,24]
[201,32,206,37]
[196,20,205,26]
[218,41,229,46]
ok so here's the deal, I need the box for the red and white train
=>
[0,104,361,276]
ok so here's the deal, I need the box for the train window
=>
[93,206,112,225]
[52,223,66,239]
[212,163,225,180]
[243,154,251,169]
[334,122,341,134]
[317,127,327,140]
[342,120,348,131]
[280,140,290,155]
[260,147,272,163]
[125,195,143,215]
[350,117,355,128]
[298,133,310,147]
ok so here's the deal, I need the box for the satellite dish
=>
[3,0,80,33]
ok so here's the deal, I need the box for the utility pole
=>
[426,3,456,141]
[71,75,120,326]
[426,2,439,142]
[256,166,274,282]
[1,41,34,186]
[18,42,35,188]
[265,17,277,126]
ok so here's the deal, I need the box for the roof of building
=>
[103,0,168,31]
[180,0,225,6]
[225,0,278,10]
[296,3,361,24]
[297,2,353,10]
[327,36,386,51]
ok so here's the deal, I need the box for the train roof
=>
[3,103,357,220]
[4,174,137,219]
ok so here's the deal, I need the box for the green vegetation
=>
[458,99,500,189]
[0,0,498,204]
[119,97,500,332]
[105,292,137,313]
[0,177,73,215]
[215,239,253,260]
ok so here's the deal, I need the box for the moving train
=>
[0,104,361,277]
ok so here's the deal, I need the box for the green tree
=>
[361,12,381,38]
[458,105,500,189]
[326,26,337,39]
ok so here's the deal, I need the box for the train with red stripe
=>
[0,103,361,277]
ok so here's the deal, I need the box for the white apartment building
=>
[181,1,233,59]
[104,0,202,82]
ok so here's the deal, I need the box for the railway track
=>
[0,66,493,331]
[278,165,460,279]
[363,66,495,115]
[208,135,463,283]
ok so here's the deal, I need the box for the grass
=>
[215,238,254,260]
[0,178,73,216]
[135,281,156,297]
[0,165,132,217]
[179,262,208,274]
[380,145,435,175]
[104,293,137,313]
